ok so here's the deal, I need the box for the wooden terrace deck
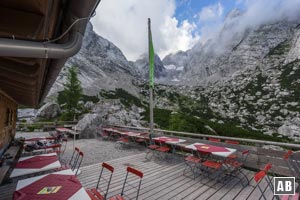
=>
[0,152,288,200]
[79,153,274,200]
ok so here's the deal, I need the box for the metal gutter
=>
[0,32,83,59]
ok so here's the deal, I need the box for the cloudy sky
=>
[91,0,300,61]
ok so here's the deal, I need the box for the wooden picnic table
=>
[10,153,61,178]
[13,169,90,200]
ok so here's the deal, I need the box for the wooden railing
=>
[16,121,77,131]
[109,124,300,177]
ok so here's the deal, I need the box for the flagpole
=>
[148,18,154,143]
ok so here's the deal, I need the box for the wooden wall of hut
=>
[0,89,17,154]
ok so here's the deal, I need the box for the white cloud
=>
[198,2,223,22]
[198,0,300,47]
[91,0,199,61]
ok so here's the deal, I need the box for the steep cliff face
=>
[134,53,167,80]
[46,14,300,141]
[48,23,139,97]
[163,16,299,86]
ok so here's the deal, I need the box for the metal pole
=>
[73,126,76,150]
[148,18,154,144]
[149,87,154,143]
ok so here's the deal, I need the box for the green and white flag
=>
[148,18,155,88]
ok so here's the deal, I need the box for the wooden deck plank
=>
[109,163,186,198]
[116,165,186,199]
[207,169,252,200]
[220,170,255,200]
[1,151,280,200]
[246,178,271,200]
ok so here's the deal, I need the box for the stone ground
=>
[16,132,146,167]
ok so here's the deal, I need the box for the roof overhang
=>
[0,0,101,107]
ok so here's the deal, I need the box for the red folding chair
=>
[183,148,202,179]
[154,139,171,160]
[109,167,143,200]
[253,169,280,200]
[135,133,149,146]
[48,138,67,159]
[73,151,84,176]
[227,149,249,161]
[284,150,300,179]
[145,140,160,160]
[225,140,240,145]
[86,162,114,200]
[201,159,225,186]
[115,136,130,149]
[58,147,81,173]
[223,150,250,186]
[70,147,80,168]
[208,138,221,142]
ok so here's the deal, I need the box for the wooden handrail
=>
[109,124,300,149]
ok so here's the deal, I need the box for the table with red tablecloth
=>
[154,136,186,154]
[185,143,236,158]
[10,153,61,178]
[119,131,141,137]
[13,169,90,200]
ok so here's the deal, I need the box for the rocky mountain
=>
[157,13,300,141]
[163,13,299,86]
[134,53,167,80]
[44,11,300,142]
[48,23,140,98]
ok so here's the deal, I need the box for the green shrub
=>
[100,88,142,108]
[142,108,172,129]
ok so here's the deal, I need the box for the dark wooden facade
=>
[0,89,17,155]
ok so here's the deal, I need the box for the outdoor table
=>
[10,153,61,178]
[119,131,141,137]
[102,128,120,139]
[185,143,236,158]
[22,143,61,156]
[24,137,56,142]
[153,137,186,154]
[102,128,115,132]
[56,127,71,133]
[13,169,90,200]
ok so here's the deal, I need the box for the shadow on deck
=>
[78,153,275,200]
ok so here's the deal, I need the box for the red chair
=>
[253,168,281,200]
[109,167,143,200]
[281,193,299,200]
[208,138,221,142]
[283,150,300,183]
[115,136,130,149]
[227,149,249,160]
[135,133,149,146]
[201,160,224,185]
[225,140,239,145]
[183,149,202,179]
[145,140,160,160]
[154,139,171,160]
[283,150,293,160]
[48,138,67,159]
[73,151,84,176]
[100,129,110,141]
[254,170,268,200]
[86,162,114,200]
[223,150,250,186]
[58,147,80,172]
